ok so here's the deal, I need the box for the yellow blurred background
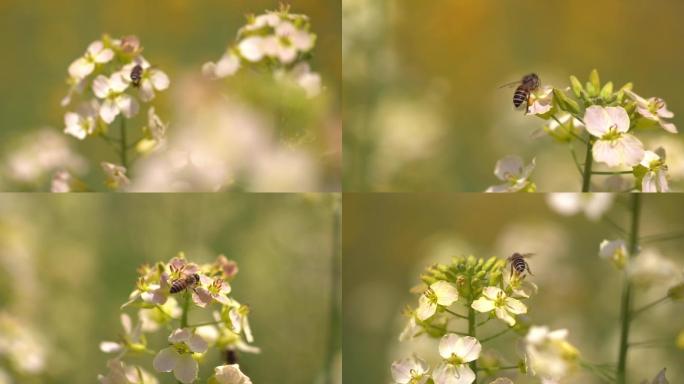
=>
[343,0,684,191]
[0,193,340,383]
[343,193,684,383]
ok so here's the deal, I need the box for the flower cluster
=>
[61,35,169,189]
[392,254,578,384]
[203,4,321,98]
[490,69,678,192]
[98,253,257,384]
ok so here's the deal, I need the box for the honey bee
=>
[507,252,534,278]
[500,73,540,110]
[130,64,143,87]
[170,273,200,294]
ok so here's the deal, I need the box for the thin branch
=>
[602,216,628,236]
[631,296,669,319]
[480,327,511,343]
[445,308,469,319]
[568,145,585,178]
[591,170,633,175]
[641,231,684,244]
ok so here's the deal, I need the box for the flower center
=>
[425,288,438,303]
[447,354,464,365]
[494,291,507,307]
[601,124,622,141]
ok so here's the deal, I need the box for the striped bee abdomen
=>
[170,273,199,293]
[513,86,529,107]
[512,257,528,273]
[130,64,143,87]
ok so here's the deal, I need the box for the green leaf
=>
[570,75,584,97]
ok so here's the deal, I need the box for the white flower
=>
[228,301,254,343]
[399,314,420,341]
[640,149,669,192]
[68,40,114,79]
[599,239,628,269]
[627,249,682,288]
[486,155,535,193]
[238,36,266,62]
[527,86,553,115]
[64,100,99,140]
[471,287,526,326]
[290,63,322,98]
[153,328,208,384]
[524,326,579,382]
[92,73,139,123]
[98,359,158,384]
[433,334,481,384]
[145,107,168,144]
[539,112,584,141]
[391,356,429,384]
[416,281,459,321]
[123,58,170,102]
[51,170,74,192]
[545,193,613,221]
[507,274,538,299]
[99,314,145,355]
[101,162,130,190]
[139,297,181,333]
[202,51,241,79]
[214,364,253,384]
[584,106,644,167]
[627,90,677,133]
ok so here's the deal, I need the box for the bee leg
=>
[527,266,534,276]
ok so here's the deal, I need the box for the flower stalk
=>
[120,117,128,169]
[581,140,594,192]
[616,194,641,384]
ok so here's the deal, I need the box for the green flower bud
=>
[600,81,614,102]
[589,69,601,96]
[570,75,583,98]
[553,89,580,114]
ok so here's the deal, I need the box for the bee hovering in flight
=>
[170,273,201,294]
[506,252,534,278]
[130,64,143,87]
[500,73,540,111]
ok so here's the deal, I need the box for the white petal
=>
[94,48,114,63]
[153,347,179,372]
[453,336,481,362]
[117,94,139,118]
[100,99,120,124]
[187,334,208,353]
[661,121,678,133]
[169,328,191,343]
[150,70,170,90]
[99,341,122,353]
[110,72,130,93]
[493,156,526,180]
[495,308,516,326]
[92,75,111,98]
[471,298,495,313]
[416,295,436,320]
[584,106,612,137]
[291,30,315,51]
[433,363,476,384]
[69,58,95,79]
[139,80,155,102]
[432,281,459,306]
[173,354,198,384]
[504,298,527,314]
[642,171,657,192]
[593,135,644,167]
[238,36,265,62]
[482,286,503,300]
[277,44,298,64]
[87,40,104,55]
[605,107,630,133]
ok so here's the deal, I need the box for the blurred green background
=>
[0,0,341,191]
[0,193,340,383]
[343,193,684,383]
[343,0,684,191]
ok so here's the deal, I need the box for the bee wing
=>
[498,80,521,89]
[520,253,535,259]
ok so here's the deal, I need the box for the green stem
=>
[616,194,641,384]
[120,117,128,169]
[641,231,684,244]
[468,303,477,375]
[581,140,593,192]
[569,145,585,179]
[180,291,190,328]
[323,200,341,382]
[591,171,633,175]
